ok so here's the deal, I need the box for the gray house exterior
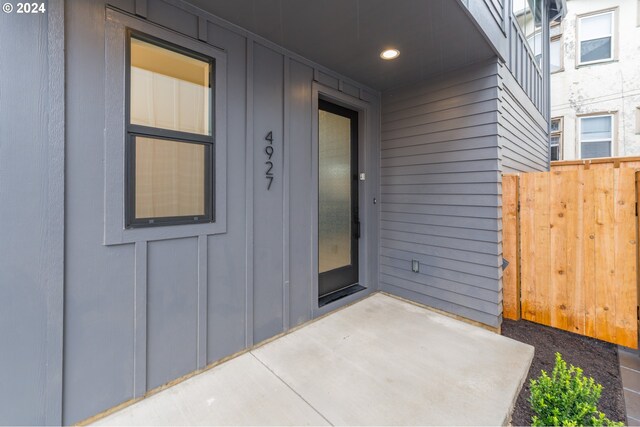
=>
[0,0,563,424]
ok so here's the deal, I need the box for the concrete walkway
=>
[93,293,534,426]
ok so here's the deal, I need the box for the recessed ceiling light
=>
[380,49,400,60]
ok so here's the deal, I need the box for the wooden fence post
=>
[636,171,640,347]
[502,175,521,320]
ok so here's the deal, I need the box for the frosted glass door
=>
[318,100,359,298]
[319,110,351,273]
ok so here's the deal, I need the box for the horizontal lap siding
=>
[485,0,504,28]
[499,64,549,173]
[380,61,503,328]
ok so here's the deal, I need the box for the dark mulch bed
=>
[501,319,626,426]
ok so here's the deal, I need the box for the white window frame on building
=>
[576,9,617,66]
[526,31,543,66]
[550,20,563,73]
[578,113,615,159]
[550,117,563,161]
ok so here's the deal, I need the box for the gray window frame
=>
[104,9,228,245]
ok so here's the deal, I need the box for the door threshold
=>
[318,284,366,307]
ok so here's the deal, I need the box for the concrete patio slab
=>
[93,293,533,426]
[93,353,330,426]
[254,294,533,426]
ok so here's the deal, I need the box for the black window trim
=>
[125,29,216,229]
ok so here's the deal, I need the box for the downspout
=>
[544,0,567,168]
[543,0,551,168]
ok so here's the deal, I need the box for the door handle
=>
[354,216,361,239]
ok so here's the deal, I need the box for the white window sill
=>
[576,58,617,68]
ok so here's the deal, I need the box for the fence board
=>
[594,168,616,343]
[550,171,578,332]
[520,173,537,322]
[565,171,580,334]
[504,166,638,348]
[534,173,551,326]
[615,169,637,347]
[583,169,597,338]
[502,175,520,320]
[573,169,586,336]
[637,172,640,345]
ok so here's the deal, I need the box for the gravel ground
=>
[501,319,626,426]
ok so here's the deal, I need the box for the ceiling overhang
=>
[188,0,495,91]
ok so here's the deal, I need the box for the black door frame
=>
[317,99,360,299]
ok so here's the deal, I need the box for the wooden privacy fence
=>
[502,159,639,349]
[550,157,640,172]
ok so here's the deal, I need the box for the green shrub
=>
[529,353,623,426]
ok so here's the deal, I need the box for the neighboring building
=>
[0,0,563,424]
[550,0,640,160]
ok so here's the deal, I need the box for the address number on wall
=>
[265,131,275,190]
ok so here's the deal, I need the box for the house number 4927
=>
[264,131,275,190]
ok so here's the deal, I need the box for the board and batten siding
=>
[61,0,380,424]
[498,61,550,173]
[0,1,64,424]
[379,60,503,328]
